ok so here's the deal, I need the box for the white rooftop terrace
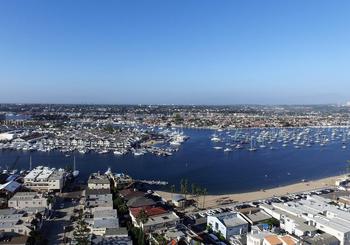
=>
[272,196,350,233]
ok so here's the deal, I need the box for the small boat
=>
[211,137,221,142]
[105,167,112,175]
[113,150,124,155]
[224,148,232,152]
[213,146,223,150]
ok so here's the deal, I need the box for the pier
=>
[134,179,168,186]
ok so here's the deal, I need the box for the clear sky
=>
[0,0,350,105]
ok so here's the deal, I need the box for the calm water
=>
[0,128,349,194]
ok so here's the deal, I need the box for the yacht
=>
[113,150,125,155]
[211,136,221,142]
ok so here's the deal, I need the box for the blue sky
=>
[0,0,350,105]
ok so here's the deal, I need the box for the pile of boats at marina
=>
[210,127,350,152]
[0,128,189,157]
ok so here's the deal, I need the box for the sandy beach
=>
[156,174,344,208]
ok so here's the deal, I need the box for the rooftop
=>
[210,212,248,228]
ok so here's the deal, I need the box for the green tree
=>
[47,196,55,208]
[28,230,48,245]
[266,218,280,228]
[174,113,183,123]
[73,211,90,245]
[130,226,147,245]
[136,209,149,225]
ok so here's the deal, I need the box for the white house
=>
[207,212,248,239]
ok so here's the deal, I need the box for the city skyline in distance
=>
[1,0,350,105]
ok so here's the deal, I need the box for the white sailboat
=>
[248,137,257,152]
[72,156,79,178]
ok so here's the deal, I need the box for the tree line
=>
[170,178,208,209]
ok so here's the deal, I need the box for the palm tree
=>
[191,183,196,196]
[180,179,185,194]
[346,160,350,176]
[184,179,189,199]
[170,184,176,200]
[202,188,208,209]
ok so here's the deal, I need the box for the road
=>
[43,197,77,245]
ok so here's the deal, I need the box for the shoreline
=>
[156,174,345,208]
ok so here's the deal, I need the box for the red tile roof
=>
[130,206,168,217]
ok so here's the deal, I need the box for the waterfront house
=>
[23,166,67,192]
[87,173,110,190]
[172,194,186,208]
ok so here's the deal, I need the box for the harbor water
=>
[0,128,349,194]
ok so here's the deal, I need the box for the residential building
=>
[172,194,186,208]
[89,209,119,236]
[88,173,110,190]
[238,207,272,225]
[0,232,29,245]
[8,192,49,210]
[207,212,248,239]
[0,209,36,236]
[91,227,132,245]
[130,206,180,233]
[260,196,350,245]
[85,188,113,211]
[263,234,298,245]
